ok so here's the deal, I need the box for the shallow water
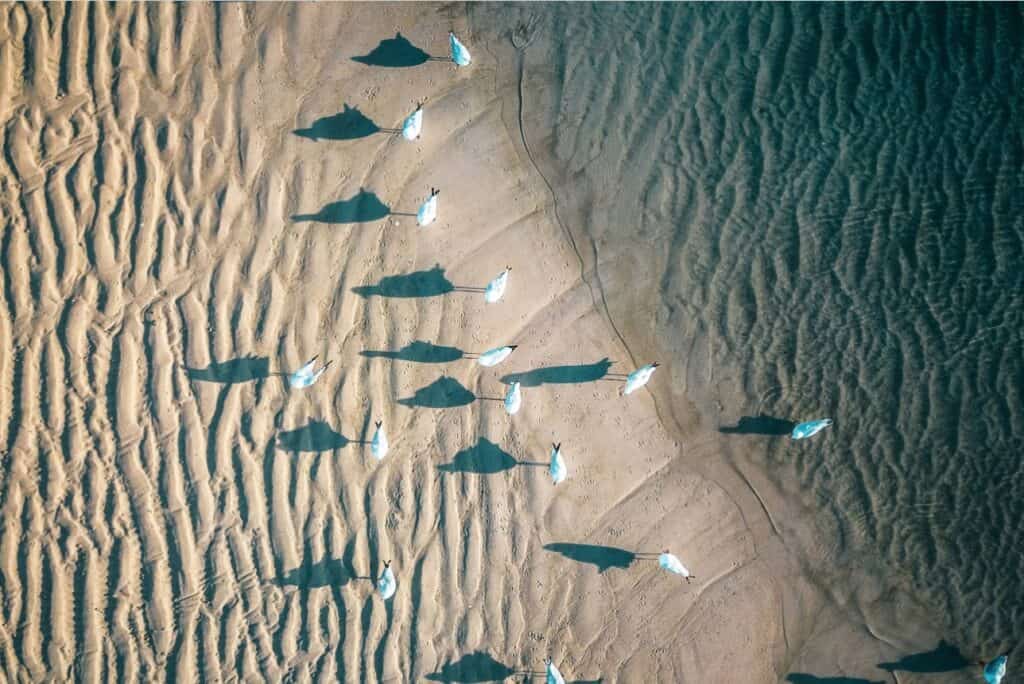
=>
[474,1,1024,663]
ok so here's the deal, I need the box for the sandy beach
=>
[0,3,1003,682]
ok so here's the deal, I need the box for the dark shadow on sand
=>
[787,675,885,684]
[500,358,612,387]
[877,641,971,674]
[361,340,464,364]
[437,439,545,475]
[425,651,516,682]
[719,415,796,436]
[352,33,441,67]
[184,355,270,383]
[294,104,396,141]
[292,189,390,224]
[543,543,637,573]
[276,558,365,589]
[398,377,475,408]
[353,265,455,298]
[277,420,350,452]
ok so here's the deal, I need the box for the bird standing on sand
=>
[484,266,510,303]
[659,551,695,583]
[417,188,439,227]
[288,356,331,389]
[377,561,397,600]
[477,345,517,367]
[402,103,423,141]
[504,381,522,415]
[790,418,833,440]
[622,362,659,395]
[450,32,472,66]
[371,420,389,460]
[549,443,567,484]
[984,655,1008,684]
[545,657,566,684]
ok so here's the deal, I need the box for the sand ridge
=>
[0,3,857,682]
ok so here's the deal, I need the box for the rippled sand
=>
[3,2,1020,682]
[471,2,1023,682]
[0,2,767,681]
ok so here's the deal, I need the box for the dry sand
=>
[0,3,954,682]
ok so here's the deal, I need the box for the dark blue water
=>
[474,1,1024,671]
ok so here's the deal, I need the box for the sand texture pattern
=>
[474,4,1024,682]
[2,3,1000,683]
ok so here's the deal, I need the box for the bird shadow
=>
[275,558,372,589]
[500,358,613,387]
[294,104,399,141]
[183,355,270,384]
[352,32,446,67]
[877,640,971,673]
[292,189,396,224]
[786,675,885,684]
[437,439,546,475]
[397,377,475,408]
[425,651,519,682]
[718,415,796,436]
[277,420,357,452]
[361,340,465,363]
[352,265,481,298]
[543,543,656,573]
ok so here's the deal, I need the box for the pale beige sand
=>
[0,3,949,683]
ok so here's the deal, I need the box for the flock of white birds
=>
[274,30,990,684]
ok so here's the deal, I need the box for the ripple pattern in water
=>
[481,1,1024,656]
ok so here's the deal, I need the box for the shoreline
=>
[0,2,974,682]
[471,3,956,681]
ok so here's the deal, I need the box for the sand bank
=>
[0,2,958,682]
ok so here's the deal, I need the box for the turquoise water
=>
[474,2,1024,668]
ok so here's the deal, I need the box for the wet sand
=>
[0,3,993,682]
[472,3,1024,682]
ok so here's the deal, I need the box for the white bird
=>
[449,32,472,67]
[659,551,694,583]
[402,103,423,141]
[984,655,1008,684]
[417,188,439,227]
[545,657,566,684]
[288,356,332,389]
[371,420,389,460]
[790,418,833,440]
[484,266,510,303]
[549,443,567,484]
[377,561,397,600]
[623,362,659,395]
[504,381,522,415]
[477,345,517,367]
